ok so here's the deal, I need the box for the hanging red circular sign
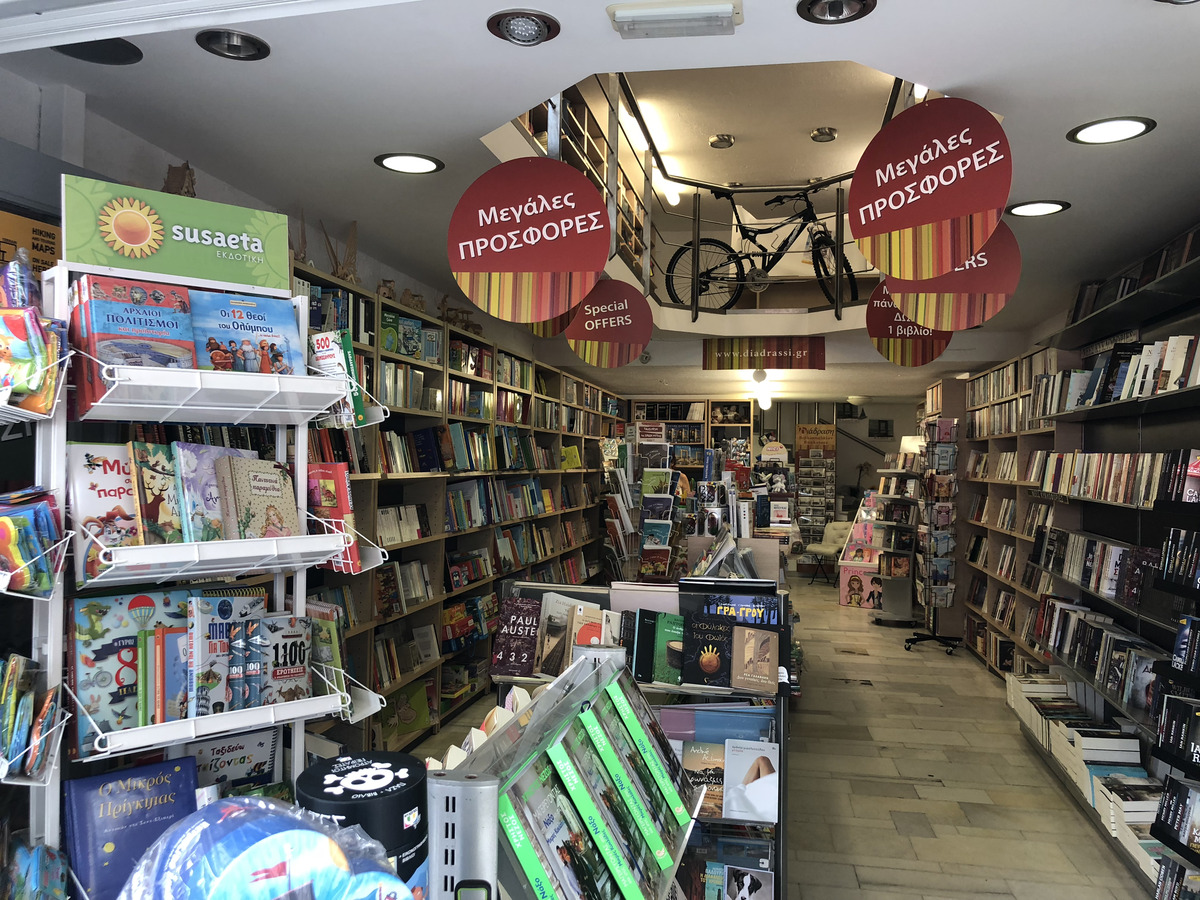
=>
[865,282,951,367]
[849,97,1012,281]
[564,280,653,368]
[885,221,1022,331]
[447,157,611,323]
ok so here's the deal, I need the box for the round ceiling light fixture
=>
[1066,116,1157,145]
[810,126,838,143]
[1006,200,1071,218]
[487,10,561,45]
[195,29,270,60]
[374,153,445,174]
[752,368,768,384]
[1153,0,1200,5]
[709,133,735,150]
[796,0,877,24]
[52,38,143,65]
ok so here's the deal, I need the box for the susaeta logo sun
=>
[98,198,165,259]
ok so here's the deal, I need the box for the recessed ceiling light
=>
[52,38,143,65]
[1066,116,1157,145]
[1154,0,1200,5]
[796,0,876,24]
[1006,200,1071,217]
[195,29,270,60]
[487,10,560,45]
[810,126,837,143]
[374,154,445,174]
[709,133,735,149]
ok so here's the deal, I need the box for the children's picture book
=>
[64,757,198,900]
[639,547,673,580]
[155,626,188,723]
[398,316,424,358]
[381,679,432,742]
[641,467,673,498]
[187,592,267,717]
[722,739,779,823]
[641,494,675,522]
[214,456,300,539]
[730,626,780,694]
[641,519,673,548]
[172,441,257,542]
[72,274,195,370]
[379,309,400,354]
[493,594,542,678]
[67,442,141,585]
[128,441,185,544]
[184,726,279,793]
[681,613,733,688]
[302,596,345,698]
[259,615,313,705]
[244,618,265,708]
[307,461,362,573]
[652,613,684,685]
[839,565,874,608]
[681,741,725,819]
[189,289,303,374]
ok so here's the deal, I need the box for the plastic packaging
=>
[0,249,40,310]
[117,796,414,900]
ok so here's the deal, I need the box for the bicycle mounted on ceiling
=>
[664,186,859,315]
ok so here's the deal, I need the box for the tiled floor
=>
[788,574,1149,900]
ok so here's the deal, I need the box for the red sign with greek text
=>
[564,280,653,368]
[849,97,1012,280]
[865,283,951,367]
[885,221,1022,331]
[447,157,611,323]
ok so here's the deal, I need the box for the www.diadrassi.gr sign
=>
[702,336,826,371]
[62,175,291,292]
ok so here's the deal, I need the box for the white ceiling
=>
[0,0,1195,403]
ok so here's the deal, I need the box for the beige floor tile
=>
[855,865,1013,895]
[790,860,859,888]
[912,785,995,804]
[828,822,918,860]
[909,835,1078,873]
[867,727,971,746]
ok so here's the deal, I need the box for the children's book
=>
[66,442,141,585]
[381,679,432,742]
[214,456,300,539]
[155,626,188,723]
[681,613,733,688]
[226,618,248,712]
[0,308,48,396]
[128,441,184,544]
[307,461,362,573]
[652,612,684,685]
[722,739,779,823]
[641,519,673,548]
[71,274,194,379]
[729,626,779,694]
[244,619,265,708]
[259,615,313,705]
[682,741,725,819]
[380,309,401,354]
[187,592,267,717]
[184,726,279,793]
[398,316,424,358]
[63,757,198,900]
[136,630,155,726]
[302,597,345,697]
[189,289,303,374]
[171,441,258,542]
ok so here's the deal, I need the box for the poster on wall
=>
[702,336,825,371]
[0,210,60,274]
[794,423,836,457]
[447,157,611,324]
[61,176,291,292]
[885,221,1021,331]
[848,97,1012,281]
[866,283,952,367]
[564,280,653,368]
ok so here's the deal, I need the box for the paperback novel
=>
[729,626,779,694]
[492,594,542,678]
[681,614,733,688]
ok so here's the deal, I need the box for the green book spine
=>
[498,794,563,900]
[652,613,683,685]
[546,743,645,900]
[604,681,691,827]
[580,708,672,871]
[136,631,151,727]
[339,329,366,425]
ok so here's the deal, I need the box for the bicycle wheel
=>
[811,236,858,316]
[665,238,746,311]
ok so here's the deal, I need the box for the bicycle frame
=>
[725,194,823,275]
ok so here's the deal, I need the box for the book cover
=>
[534,592,576,677]
[398,316,424,358]
[307,461,362,573]
[633,610,658,683]
[171,442,257,542]
[422,327,442,364]
[681,741,724,819]
[381,679,432,741]
[77,280,195,374]
[259,615,312,705]
[63,758,198,900]
[187,592,266,717]
[226,618,247,712]
[498,793,566,900]
[128,441,184,545]
[681,613,733,688]
[570,602,605,650]
[639,546,673,580]
[244,619,265,708]
[189,289,303,374]
[601,681,691,827]
[723,866,774,900]
[135,630,154,726]
[652,612,684,685]
[185,726,278,792]
[155,626,188,723]
[214,456,300,539]
[730,627,779,694]
[379,309,400,354]
[66,442,141,585]
[70,590,191,758]
[722,739,779,822]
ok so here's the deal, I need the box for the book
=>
[722,739,779,822]
[187,592,266,717]
[155,625,188,723]
[724,866,774,900]
[381,679,432,742]
[681,613,733,688]
[652,612,684,685]
[379,309,400,354]
[534,592,576,677]
[214,455,300,539]
[307,461,362,573]
[189,289,304,375]
[601,680,691,827]
[66,442,142,585]
[259,615,313,705]
[127,441,185,545]
[682,741,725,818]
[63,757,198,900]
[171,442,257,542]
[497,793,566,900]
[226,618,247,712]
[729,626,779,694]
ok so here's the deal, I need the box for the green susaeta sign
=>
[62,175,291,291]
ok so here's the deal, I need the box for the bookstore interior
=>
[2,3,1200,899]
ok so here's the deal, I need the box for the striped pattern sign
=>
[452,269,600,324]
[865,281,952,367]
[890,289,1009,331]
[870,334,951,367]
[855,208,1002,280]
[701,336,826,371]
[567,336,642,368]
[527,307,573,338]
